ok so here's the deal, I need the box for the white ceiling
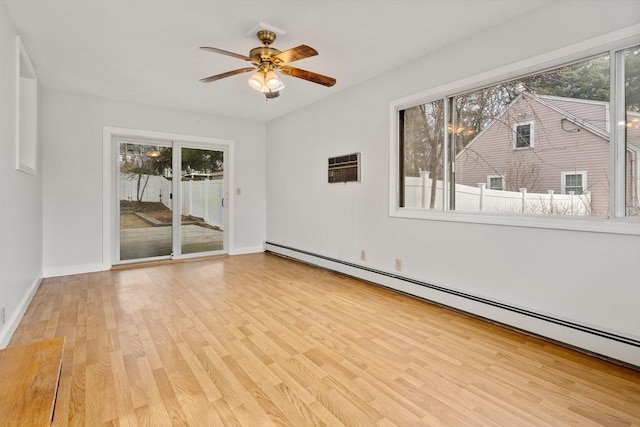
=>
[5,0,551,122]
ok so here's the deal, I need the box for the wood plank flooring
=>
[8,253,640,426]
[0,337,65,426]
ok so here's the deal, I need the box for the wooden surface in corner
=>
[0,337,65,426]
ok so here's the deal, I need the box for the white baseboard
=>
[0,272,42,349]
[43,263,109,278]
[265,242,640,368]
[229,245,264,256]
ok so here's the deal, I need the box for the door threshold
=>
[111,254,228,270]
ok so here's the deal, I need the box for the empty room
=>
[1,0,639,425]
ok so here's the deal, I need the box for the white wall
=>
[42,90,266,276]
[266,1,640,365]
[0,2,43,347]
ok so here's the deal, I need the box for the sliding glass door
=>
[118,141,173,261]
[115,138,226,264]
[179,147,225,255]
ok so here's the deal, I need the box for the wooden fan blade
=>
[200,67,255,83]
[279,66,336,87]
[200,46,254,62]
[273,45,318,65]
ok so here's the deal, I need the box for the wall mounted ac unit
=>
[328,152,360,183]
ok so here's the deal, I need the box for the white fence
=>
[120,174,224,228]
[405,173,591,215]
[181,179,224,228]
[120,174,172,204]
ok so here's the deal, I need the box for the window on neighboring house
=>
[514,122,533,149]
[562,172,587,194]
[487,175,504,190]
[395,43,639,224]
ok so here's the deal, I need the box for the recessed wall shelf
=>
[15,35,38,175]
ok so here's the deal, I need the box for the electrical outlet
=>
[395,259,402,271]
[360,250,366,261]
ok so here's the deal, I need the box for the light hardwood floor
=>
[0,337,64,426]
[9,253,640,426]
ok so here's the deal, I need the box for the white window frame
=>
[388,25,640,236]
[487,175,505,190]
[561,171,587,194]
[513,121,534,149]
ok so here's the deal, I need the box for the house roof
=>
[536,94,611,131]
[532,94,610,140]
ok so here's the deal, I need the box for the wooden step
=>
[0,338,65,426]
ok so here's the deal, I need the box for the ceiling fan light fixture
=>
[267,79,284,92]
[264,70,283,90]
[248,70,265,90]
[249,68,284,97]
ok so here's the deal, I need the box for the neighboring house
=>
[455,92,640,216]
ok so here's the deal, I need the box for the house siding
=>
[456,95,610,216]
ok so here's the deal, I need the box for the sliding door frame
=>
[114,136,174,264]
[103,126,234,268]
[173,141,229,260]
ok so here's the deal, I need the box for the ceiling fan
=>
[200,30,336,99]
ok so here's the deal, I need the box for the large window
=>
[396,44,639,224]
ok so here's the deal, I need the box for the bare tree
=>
[404,101,445,208]
[121,144,165,202]
[505,156,541,191]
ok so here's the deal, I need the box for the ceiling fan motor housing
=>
[249,46,281,63]
[250,31,281,63]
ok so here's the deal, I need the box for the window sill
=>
[390,207,640,236]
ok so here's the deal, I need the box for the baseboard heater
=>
[264,241,640,368]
